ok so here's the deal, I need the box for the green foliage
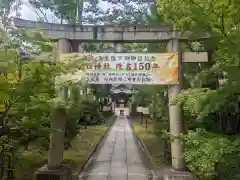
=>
[153,1,240,179]
[26,0,154,24]
[185,129,240,180]
[29,0,81,23]
[79,99,101,124]
[132,85,169,134]
[0,18,89,179]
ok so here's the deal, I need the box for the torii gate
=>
[13,18,209,180]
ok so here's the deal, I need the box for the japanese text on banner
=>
[60,53,179,85]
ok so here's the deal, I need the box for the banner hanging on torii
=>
[60,53,179,85]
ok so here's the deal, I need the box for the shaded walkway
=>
[79,116,151,180]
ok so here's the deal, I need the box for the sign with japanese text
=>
[60,53,179,85]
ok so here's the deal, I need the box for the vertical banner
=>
[60,53,179,85]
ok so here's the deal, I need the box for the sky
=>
[18,0,110,23]
[17,0,56,21]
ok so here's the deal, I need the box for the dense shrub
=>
[185,129,240,180]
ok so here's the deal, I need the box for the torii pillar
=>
[34,39,74,180]
[167,38,185,170]
[163,36,198,180]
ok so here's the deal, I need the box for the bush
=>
[185,129,240,180]
[63,98,104,148]
[78,99,102,125]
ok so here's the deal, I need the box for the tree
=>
[0,0,21,16]
[26,0,154,24]
[0,16,87,178]
[154,0,240,179]
[156,0,240,129]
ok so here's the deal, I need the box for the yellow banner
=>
[60,53,179,85]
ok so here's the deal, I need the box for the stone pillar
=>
[128,102,132,115]
[167,38,185,171]
[79,43,84,53]
[34,39,72,180]
[112,101,116,113]
[114,42,124,53]
[59,39,71,105]
[58,39,71,54]
[47,107,69,168]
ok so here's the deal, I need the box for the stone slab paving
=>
[79,116,150,180]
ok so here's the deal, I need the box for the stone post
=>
[128,99,132,116]
[59,39,72,107]
[167,38,185,171]
[114,42,124,53]
[34,39,72,180]
[112,101,116,114]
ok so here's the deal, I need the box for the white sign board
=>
[137,107,149,114]
[137,107,142,112]
[182,52,208,63]
[60,53,179,85]
[141,108,150,115]
[103,106,110,111]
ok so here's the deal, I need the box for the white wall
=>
[114,108,129,116]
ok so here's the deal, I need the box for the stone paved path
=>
[79,116,150,180]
